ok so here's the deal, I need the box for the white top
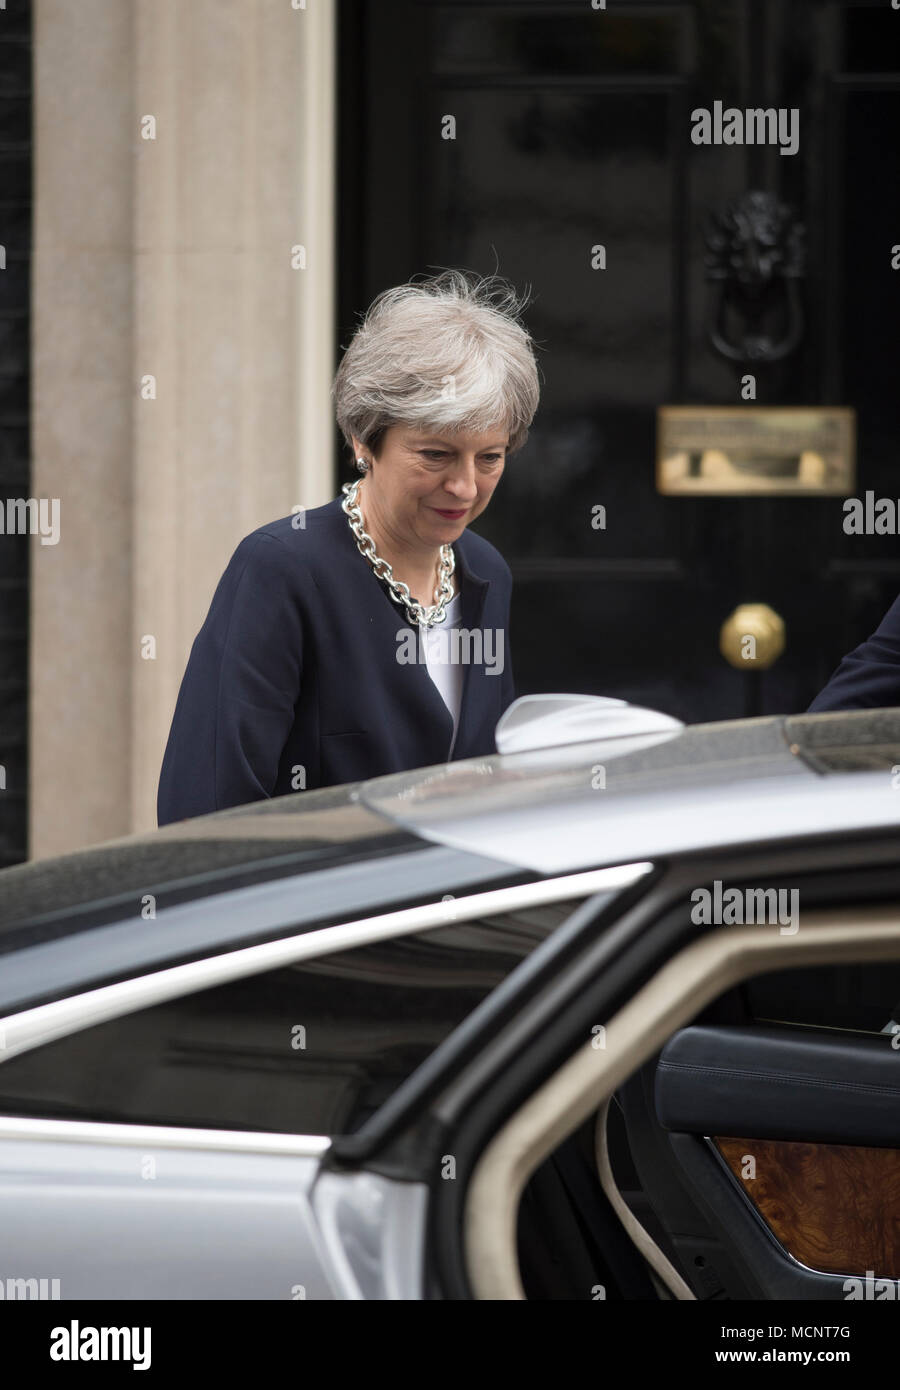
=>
[418,591,464,756]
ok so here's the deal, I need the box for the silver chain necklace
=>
[341,478,456,629]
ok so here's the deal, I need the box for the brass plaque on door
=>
[657,406,855,496]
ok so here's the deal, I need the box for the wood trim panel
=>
[716,1135,900,1277]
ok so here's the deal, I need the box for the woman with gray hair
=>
[157,269,540,824]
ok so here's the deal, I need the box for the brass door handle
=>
[720,603,785,670]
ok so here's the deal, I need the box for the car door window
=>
[0,899,587,1136]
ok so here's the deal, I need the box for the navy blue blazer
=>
[157,495,515,824]
[808,592,900,712]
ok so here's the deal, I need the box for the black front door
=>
[337,0,900,722]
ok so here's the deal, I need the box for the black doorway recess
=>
[0,0,31,866]
[337,0,900,723]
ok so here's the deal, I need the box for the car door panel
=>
[0,1120,338,1300]
[656,1023,900,1147]
[620,1019,900,1299]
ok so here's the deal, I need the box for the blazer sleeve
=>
[157,532,305,824]
[808,591,900,712]
[498,562,516,716]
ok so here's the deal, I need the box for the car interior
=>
[473,894,900,1300]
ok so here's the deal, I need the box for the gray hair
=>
[332,269,541,460]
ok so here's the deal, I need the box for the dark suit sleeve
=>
[808,592,900,712]
[499,562,516,716]
[157,532,304,824]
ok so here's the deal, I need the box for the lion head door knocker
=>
[704,191,806,364]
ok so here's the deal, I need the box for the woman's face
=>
[355,424,509,551]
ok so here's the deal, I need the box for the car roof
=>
[2,708,900,930]
[0,787,534,942]
[360,710,900,873]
